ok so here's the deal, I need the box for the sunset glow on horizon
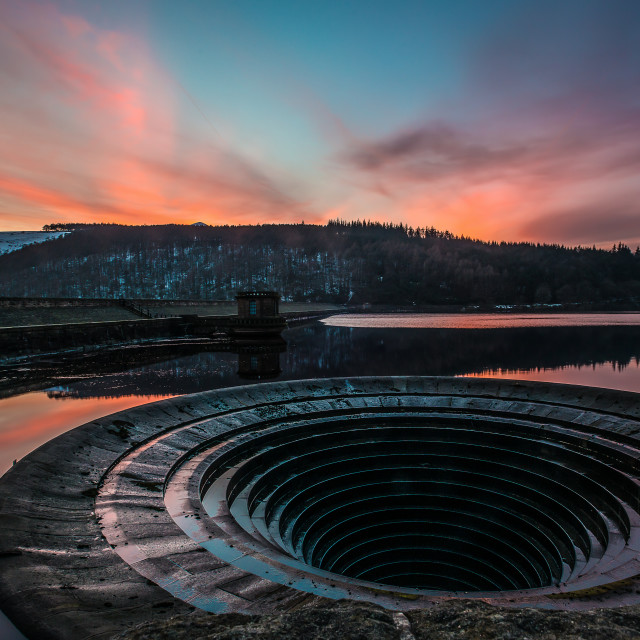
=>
[1,0,639,247]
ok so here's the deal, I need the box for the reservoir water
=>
[2,313,640,477]
[323,312,640,329]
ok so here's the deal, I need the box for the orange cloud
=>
[0,175,96,217]
[335,114,640,246]
[0,1,308,229]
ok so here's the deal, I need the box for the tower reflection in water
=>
[234,338,286,380]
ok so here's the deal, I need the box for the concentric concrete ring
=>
[2,377,640,640]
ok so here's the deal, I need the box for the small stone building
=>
[235,291,280,318]
[230,291,285,338]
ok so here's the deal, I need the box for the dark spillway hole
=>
[291,478,568,591]
[209,417,634,593]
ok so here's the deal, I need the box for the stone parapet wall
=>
[0,316,234,359]
[0,297,232,308]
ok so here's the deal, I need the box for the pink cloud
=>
[61,15,91,38]
[0,1,307,228]
[324,2,640,247]
[334,108,640,246]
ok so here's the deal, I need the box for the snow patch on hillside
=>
[0,231,69,255]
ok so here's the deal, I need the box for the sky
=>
[0,0,639,247]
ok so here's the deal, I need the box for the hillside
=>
[0,231,68,255]
[0,222,638,306]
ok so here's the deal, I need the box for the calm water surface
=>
[323,312,640,329]
[2,313,640,477]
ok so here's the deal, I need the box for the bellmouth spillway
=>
[2,377,640,640]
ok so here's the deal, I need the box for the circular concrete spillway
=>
[202,417,636,593]
[2,377,640,640]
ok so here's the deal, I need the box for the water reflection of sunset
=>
[2,318,639,478]
[0,393,175,475]
[463,362,640,393]
[323,313,640,330]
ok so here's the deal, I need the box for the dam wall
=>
[0,316,229,359]
[0,312,333,360]
[0,296,231,308]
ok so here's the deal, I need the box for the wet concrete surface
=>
[2,377,640,639]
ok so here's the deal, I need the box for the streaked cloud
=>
[333,1,640,246]
[0,1,309,229]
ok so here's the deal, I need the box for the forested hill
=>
[1,221,639,306]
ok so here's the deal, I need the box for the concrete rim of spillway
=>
[2,376,640,640]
